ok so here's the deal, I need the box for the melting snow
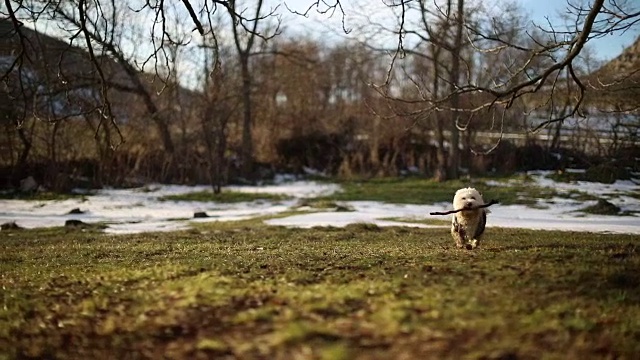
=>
[1,172,639,235]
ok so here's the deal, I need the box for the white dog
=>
[451,187,488,250]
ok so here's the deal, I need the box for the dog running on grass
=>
[450,187,489,250]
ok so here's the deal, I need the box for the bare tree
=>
[223,0,281,180]
[1,0,638,185]
[446,0,464,179]
[197,16,234,193]
[0,0,288,186]
[358,0,481,180]
[444,0,638,127]
[343,0,639,178]
[4,0,638,130]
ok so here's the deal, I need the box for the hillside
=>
[586,35,640,107]
[0,20,101,120]
[0,20,198,124]
[593,35,640,79]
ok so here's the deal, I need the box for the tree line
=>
[1,0,638,191]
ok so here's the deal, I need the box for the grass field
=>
[2,220,639,359]
[317,175,594,206]
[159,191,291,203]
[161,174,601,207]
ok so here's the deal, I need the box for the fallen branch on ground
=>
[430,199,499,216]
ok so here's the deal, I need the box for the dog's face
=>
[453,187,484,211]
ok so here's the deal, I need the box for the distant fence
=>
[423,116,639,153]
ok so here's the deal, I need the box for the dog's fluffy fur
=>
[451,187,488,250]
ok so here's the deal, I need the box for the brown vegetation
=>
[1,1,638,191]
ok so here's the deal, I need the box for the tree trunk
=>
[431,42,447,182]
[228,0,266,181]
[93,43,175,154]
[447,0,464,180]
[434,114,447,182]
[239,56,253,179]
[16,126,32,173]
[370,116,381,175]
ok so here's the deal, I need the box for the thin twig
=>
[430,199,499,216]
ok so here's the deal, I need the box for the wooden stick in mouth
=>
[429,199,499,216]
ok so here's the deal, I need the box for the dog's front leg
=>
[451,218,466,249]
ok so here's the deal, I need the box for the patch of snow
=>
[529,170,638,197]
[484,180,513,187]
[273,173,299,184]
[265,201,447,229]
[487,202,639,234]
[0,181,337,234]
[302,167,328,177]
[1,175,639,235]
[226,181,340,199]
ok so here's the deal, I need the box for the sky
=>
[280,0,640,61]
[520,0,639,60]
[8,0,639,89]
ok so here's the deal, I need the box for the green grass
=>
[2,174,603,210]
[578,199,639,216]
[546,166,633,184]
[160,190,290,203]
[317,175,590,206]
[295,199,355,212]
[380,217,451,226]
[2,223,639,359]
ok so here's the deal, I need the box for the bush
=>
[581,199,621,215]
[584,164,631,184]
